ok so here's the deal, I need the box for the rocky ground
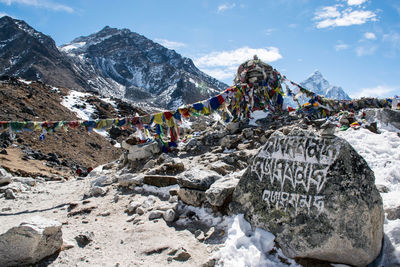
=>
[0,111,348,267]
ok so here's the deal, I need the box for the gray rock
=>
[4,188,15,199]
[0,167,12,186]
[143,159,156,169]
[0,216,63,266]
[118,173,144,187]
[320,120,336,137]
[220,134,243,149]
[226,122,240,134]
[12,177,37,186]
[385,206,400,220]
[143,175,178,187]
[177,188,206,207]
[364,109,400,130]
[177,169,221,191]
[230,129,384,267]
[209,161,235,176]
[205,177,239,207]
[136,207,145,215]
[74,232,93,248]
[121,140,160,161]
[148,210,163,220]
[242,128,254,139]
[91,175,116,187]
[127,201,141,213]
[172,248,191,261]
[163,209,176,222]
[90,186,107,197]
[376,184,390,193]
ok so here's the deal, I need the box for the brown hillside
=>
[0,77,130,178]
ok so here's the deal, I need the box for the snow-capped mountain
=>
[0,16,228,109]
[0,16,88,91]
[300,70,351,100]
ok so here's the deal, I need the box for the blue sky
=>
[1,0,399,98]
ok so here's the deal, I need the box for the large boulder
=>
[177,169,221,191]
[230,129,384,267]
[0,216,63,266]
[121,140,160,161]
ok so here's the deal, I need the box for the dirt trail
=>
[0,168,219,267]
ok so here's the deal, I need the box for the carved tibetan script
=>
[252,134,339,216]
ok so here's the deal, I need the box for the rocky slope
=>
[0,16,88,92]
[0,16,228,109]
[0,76,144,178]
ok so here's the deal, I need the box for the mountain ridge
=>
[0,16,228,109]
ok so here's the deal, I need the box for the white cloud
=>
[364,32,376,39]
[217,3,236,13]
[195,46,282,83]
[0,12,10,17]
[383,32,400,47]
[155,38,186,50]
[347,0,367,6]
[265,28,275,36]
[314,5,377,28]
[355,45,377,56]
[201,66,238,81]
[195,46,282,68]
[335,42,350,51]
[351,85,398,98]
[0,0,74,13]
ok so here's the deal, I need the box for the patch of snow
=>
[214,214,298,267]
[249,110,271,126]
[61,90,97,120]
[59,41,86,53]
[338,125,400,264]
[18,78,32,85]
[140,184,179,198]
[176,204,229,228]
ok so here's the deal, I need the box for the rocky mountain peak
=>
[0,16,55,47]
[301,70,351,100]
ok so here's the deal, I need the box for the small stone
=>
[169,188,178,196]
[173,248,191,262]
[127,201,141,213]
[177,188,206,207]
[126,214,138,222]
[385,206,400,220]
[75,232,94,248]
[100,211,111,217]
[143,159,156,169]
[61,240,75,250]
[204,227,215,241]
[136,207,145,215]
[376,184,390,193]
[89,186,107,197]
[4,188,16,199]
[148,210,163,220]
[195,230,205,241]
[163,209,176,222]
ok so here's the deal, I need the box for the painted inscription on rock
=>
[252,134,339,216]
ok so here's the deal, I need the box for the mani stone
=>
[230,129,384,267]
[0,216,63,266]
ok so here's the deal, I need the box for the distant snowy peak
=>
[300,70,351,100]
